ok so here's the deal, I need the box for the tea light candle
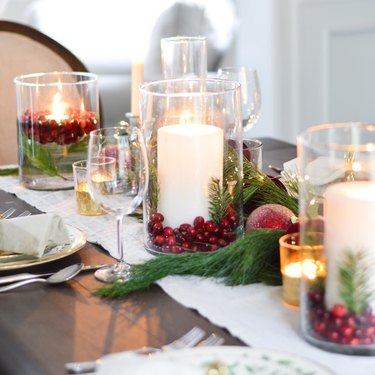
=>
[282,259,325,307]
[325,181,375,310]
[157,124,223,228]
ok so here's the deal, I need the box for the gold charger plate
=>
[0,225,86,270]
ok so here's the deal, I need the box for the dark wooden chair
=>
[0,21,90,164]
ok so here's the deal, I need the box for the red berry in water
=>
[179,223,191,232]
[163,227,174,237]
[220,218,231,229]
[205,221,217,233]
[313,321,326,334]
[326,330,340,342]
[154,235,165,246]
[152,213,164,223]
[361,337,374,345]
[152,222,164,235]
[181,242,190,249]
[331,304,348,319]
[193,216,205,228]
[332,317,344,329]
[165,236,176,246]
[171,246,181,254]
[196,234,205,242]
[208,235,219,244]
[341,325,354,338]
[218,238,228,247]
[187,227,198,238]
[349,337,360,346]
[365,326,375,337]
[162,245,171,253]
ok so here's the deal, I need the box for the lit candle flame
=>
[46,92,68,122]
[284,259,325,280]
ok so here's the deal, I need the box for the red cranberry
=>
[331,304,347,318]
[152,213,164,223]
[181,242,191,249]
[218,238,228,247]
[187,227,198,238]
[208,235,219,244]
[204,221,217,232]
[152,222,164,235]
[171,246,181,254]
[326,330,340,342]
[193,216,205,228]
[165,236,176,246]
[349,337,360,346]
[341,325,354,338]
[154,235,165,246]
[163,227,174,237]
[179,223,191,232]
[313,321,326,334]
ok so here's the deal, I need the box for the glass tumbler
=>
[161,36,207,79]
[140,78,243,255]
[298,122,375,355]
[15,72,99,190]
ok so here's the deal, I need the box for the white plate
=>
[98,346,335,375]
[0,225,86,270]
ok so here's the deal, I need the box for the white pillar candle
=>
[324,181,375,310]
[131,59,144,116]
[157,124,223,228]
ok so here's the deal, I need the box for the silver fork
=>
[65,326,206,374]
[197,333,225,347]
[0,208,16,219]
[17,210,31,217]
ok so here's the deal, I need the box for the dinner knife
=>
[0,263,112,285]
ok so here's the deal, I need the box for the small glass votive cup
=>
[72,160,106,216]
[279,233,325,308]
[243,139,263,170]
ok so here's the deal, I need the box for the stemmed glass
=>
[87,126,148,282]
[217,66,261,132]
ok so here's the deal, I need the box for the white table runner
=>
[0,175,374,375]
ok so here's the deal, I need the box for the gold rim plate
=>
[0,225,86,270]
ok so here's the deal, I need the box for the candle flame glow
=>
[284,259,325,280]
[46,92,68,122]
[179,111,192,125]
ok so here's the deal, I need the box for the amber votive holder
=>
[279,233,325,308]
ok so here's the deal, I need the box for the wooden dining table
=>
[0,137,296,375]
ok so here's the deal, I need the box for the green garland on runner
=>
[95,154,298,299]
[95,229,284,298]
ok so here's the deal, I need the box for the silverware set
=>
[0,207,31,219]
[65,326,225,374]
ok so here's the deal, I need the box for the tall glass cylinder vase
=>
[161,36,207,79]
[298,122,375,355]
[140,78,243,255]
[15,72,99,190]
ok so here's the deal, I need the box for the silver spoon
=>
[0,263,83,292]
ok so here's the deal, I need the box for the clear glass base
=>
[94,263,131,283]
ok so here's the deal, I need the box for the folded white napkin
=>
[0,214,70,258]
[97,352,202,375]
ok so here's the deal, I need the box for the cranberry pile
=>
[147,210,238,254]
[20,109,97,145]
[307,288,375,345]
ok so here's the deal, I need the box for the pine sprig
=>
[0,167,18,176]
[208,177,232,224]
[94,229,284,298]
[339,250,375,314]
[243,156,298,215]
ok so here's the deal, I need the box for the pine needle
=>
[339,250,375,314]
[94,229,284,299]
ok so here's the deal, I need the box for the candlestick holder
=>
[140,78,243,255]
[298,122,375,355]
[15,72,99,190]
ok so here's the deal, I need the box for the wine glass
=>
[217,66,261,132]
[87,126,148,282]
